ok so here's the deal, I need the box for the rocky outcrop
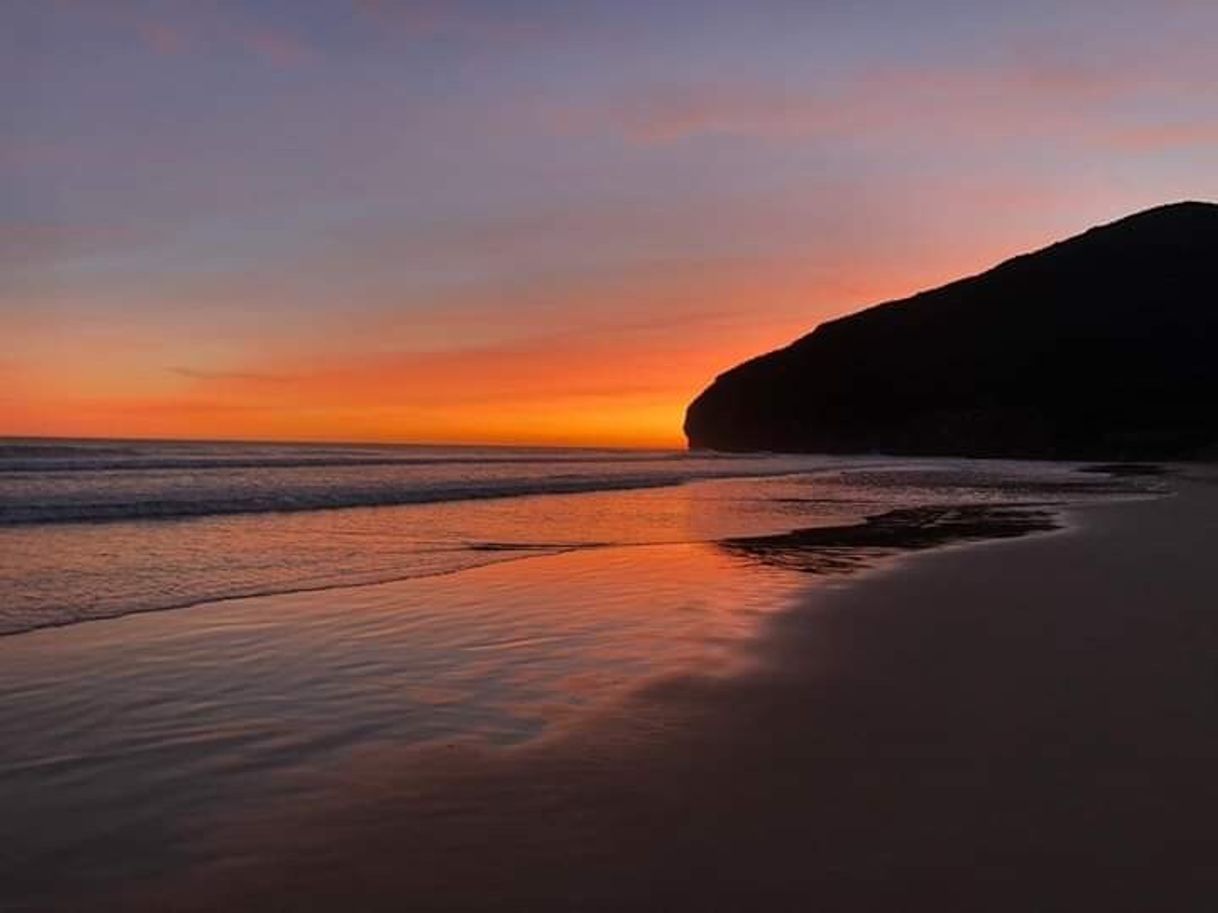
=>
[684,201,1218,459]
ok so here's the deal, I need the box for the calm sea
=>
[0,437,1095,636]
[0,438,858,634]
[0,438,1149,909]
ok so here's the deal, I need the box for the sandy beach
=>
[97,469,1218,912]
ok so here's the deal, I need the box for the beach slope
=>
[130,471,1218,912]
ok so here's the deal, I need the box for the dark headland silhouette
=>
[685,201,1218,459]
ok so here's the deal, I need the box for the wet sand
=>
[120,471,1218,912]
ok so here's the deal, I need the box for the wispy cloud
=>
[169,366,293,384]
[135,21,186,56]
[1107,121,1218,152]
[554,52,1209,147]
[0,221,140,267]
[234,28,314,67]
[352,0,550,45]
[45,1,316,67]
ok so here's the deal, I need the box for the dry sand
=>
[126,471,1218,912]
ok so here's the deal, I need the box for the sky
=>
[4,0,1217,448]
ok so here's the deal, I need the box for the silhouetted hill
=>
[684,201,1218,459]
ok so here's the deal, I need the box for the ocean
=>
[1,439,858,635]
[0,437,1119,637]
[0,438,1152,909]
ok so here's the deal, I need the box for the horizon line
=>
[0,432,688,453]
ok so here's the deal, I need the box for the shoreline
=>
[103,472,1216,912]
[1,477,1089,640]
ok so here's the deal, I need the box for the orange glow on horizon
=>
[3,220,1120,449]
[10,1,1218,450]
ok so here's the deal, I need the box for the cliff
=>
[684,201,1218,459]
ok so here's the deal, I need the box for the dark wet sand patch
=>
[1079,462,1170,477]
[720,503,1059,575]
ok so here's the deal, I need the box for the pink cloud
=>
[556,53,1208,147]
[597,85,831,144]
[0,221,140,265]
[135,21,186,56]
[353,0,549,45]
[1107,122,1218,152]
[46,2,314,67]
[0,139,80,170]
[235,29,313,67]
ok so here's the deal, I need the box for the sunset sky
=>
[5,0,1217,447]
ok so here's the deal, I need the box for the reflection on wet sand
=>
[117,479,1218,913]
[1,464,1160,912]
